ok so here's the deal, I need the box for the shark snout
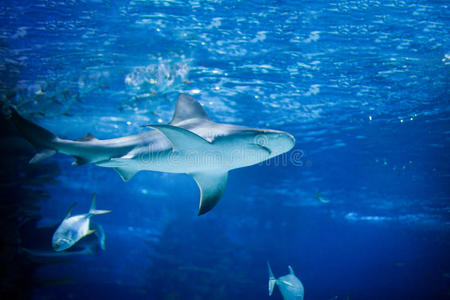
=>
[258,130,295,155]
[281,131,295,147]
[278,131,296,152]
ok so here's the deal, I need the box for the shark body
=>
[11,94,295,215]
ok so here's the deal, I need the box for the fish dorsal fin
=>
[288,265,295,275]
[76,133,97,142]
[64,202,77,219]
[145,124,211,151]
[170,94,210,125]
[191,170,228,216]
[89,193,97,212]
[88,193,111,216]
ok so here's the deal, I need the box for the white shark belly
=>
[125,140,269,174]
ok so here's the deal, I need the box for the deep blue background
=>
[0,0,449,299]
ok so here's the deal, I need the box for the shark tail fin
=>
[267,261,276,296]
[88,193,111,216]
[9,107,58,163]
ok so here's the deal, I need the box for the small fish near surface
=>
[52,193,110,252]
[10,93,295,215]
[268,262,304,300]
[315,192,330,204]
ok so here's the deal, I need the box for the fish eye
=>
[254,134,269,146]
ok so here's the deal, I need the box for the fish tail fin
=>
[9,107,58,163]
[267,261,276,296]
[95,224,106,250]
[88,193,111,216]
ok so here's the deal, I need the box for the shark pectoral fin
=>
[191,171,228,216]
[114,167,138,182]
[29,149,57,164]
[146,124,211,151]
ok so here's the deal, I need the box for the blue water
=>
[1,0,449,299]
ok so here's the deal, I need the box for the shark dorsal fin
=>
[170,94,210,125]
[76,133,97,142]
[64,202,77,219]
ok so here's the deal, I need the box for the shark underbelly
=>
[117,145,269,174]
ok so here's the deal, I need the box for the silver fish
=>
[52,193,110,252]
[268,262,304,300]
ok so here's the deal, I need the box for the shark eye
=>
[254,134,269,147]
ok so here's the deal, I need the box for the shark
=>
[268,262,304,300]
[10,94,295,215]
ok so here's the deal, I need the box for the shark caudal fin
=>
[9,108,101,166]
[9,107,58,164]
[88,193,111,216]
[267,261,277,296]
